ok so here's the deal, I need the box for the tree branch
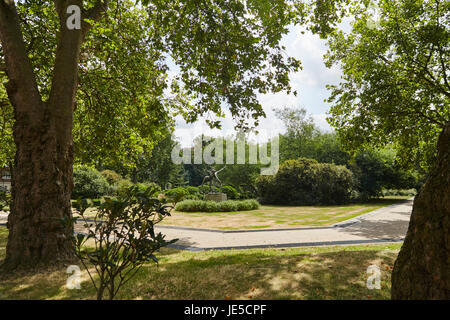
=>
[0,0,42,114]
[82,0,111,37]
[49,0,110,144]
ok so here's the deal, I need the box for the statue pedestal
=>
[205,193,227,202]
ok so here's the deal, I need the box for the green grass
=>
[161,197,412,230]
[0,228,400,300]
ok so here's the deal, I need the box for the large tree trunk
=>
[3,103,75,269]
[0,0,99,270]
[391,121,450,299]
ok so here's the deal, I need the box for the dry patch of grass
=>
[160,198,410,230]
[0,227,400,300]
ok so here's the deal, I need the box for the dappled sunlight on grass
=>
[0,227,400,300]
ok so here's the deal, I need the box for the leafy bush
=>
[73,165,110,199]
[237,199,260,211]
[256,158,355,205]
[100,170,123,186]
[116,179,133,197]
[71,186,176,300]
[164,187,189,204]
[237,185,258,200]
[221,186,239,200]
[136,182,161,196]
[175,199,260,212]
[185,186,200,195]
[198,184,211,195]
[183,186,204,200]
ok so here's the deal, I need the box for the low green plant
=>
[164,187,189,204]
[221,185,239,200]
[136,182,162,196]
[70,186,177,300]
[198,184,211,195]
[185,186,200,195]
[116,179,133,197]
[175,199,260,212]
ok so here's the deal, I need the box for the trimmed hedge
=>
[256,158,355,205]
[175,199,260,212]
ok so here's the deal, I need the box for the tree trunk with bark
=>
[3,103,75,269]
[0,0,109,270]
[391,121,450,299]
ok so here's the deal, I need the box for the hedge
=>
[175,199,260,212]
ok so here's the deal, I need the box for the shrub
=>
[71,186,176,300]
[198,184,211,195]
[183,186,203,200]
[175,199,260,212]
[185,186,200,195]
[136,182,162,196]
[221,186,239,200]
[164,187,189,204]
[73,165,110,199]
[100,170,123,186]
[237,199,260,211]
[237,185,258,200]
[116,179,133,197]
[256,158,355,205]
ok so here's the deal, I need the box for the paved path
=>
[0,199,413,251]
[0,212,7,225]
[155,199,413,251]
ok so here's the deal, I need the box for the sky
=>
[172,25,344,148]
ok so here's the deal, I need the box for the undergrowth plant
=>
[71,186,177,300]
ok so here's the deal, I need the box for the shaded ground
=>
[0,227,400,300]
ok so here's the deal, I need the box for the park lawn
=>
[161,197,412,230]
[0,227,400,300]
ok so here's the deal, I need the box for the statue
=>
[201,166,226,193]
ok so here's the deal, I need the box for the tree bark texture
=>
[0,0,90,269]
[391,121,450,299]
